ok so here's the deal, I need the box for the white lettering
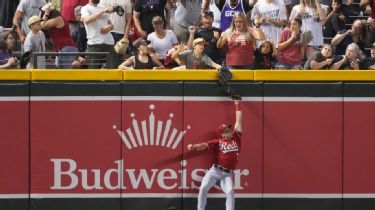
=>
[158,169,177,190]
[50,159,78,190]
[104,160,126,190]
[50,159,250,191]
[79,169,103,190]
[126,169,158,189]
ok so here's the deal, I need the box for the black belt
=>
[214,164,232,173]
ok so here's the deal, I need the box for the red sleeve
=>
[279,29,291,44]
[204,139,220,150]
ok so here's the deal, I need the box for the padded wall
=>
[0,81,375,210]
[30,82,122,210]
[0,82,29,210]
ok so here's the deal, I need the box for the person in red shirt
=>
[61,0,88,33]
[276,17,306,70]
[187,99,243,210]
[217,12,264,69]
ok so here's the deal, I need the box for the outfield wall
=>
[0,70,375,210]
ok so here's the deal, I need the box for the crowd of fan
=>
[0,0,375,70]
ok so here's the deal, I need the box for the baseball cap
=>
[193,38,205,46]
[202,10,214,18]
[371,43,375,49]
[217,124,232,136]
[28,16,41,27]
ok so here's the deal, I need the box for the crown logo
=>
[113,104,191,150]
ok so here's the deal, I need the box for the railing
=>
[32,52,110,69]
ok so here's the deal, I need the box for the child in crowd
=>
[304,44,335,69]
[173,38,221,70]
[24,16,46,69]
[253,40,276,69]
[276,18,306,70]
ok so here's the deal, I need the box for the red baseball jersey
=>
[204,129,242,170]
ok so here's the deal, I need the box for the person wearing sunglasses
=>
[331,19,367,56]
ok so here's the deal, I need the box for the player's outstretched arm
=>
[234,100,243,133]
[187,143,207,152]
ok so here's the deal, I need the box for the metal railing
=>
[32,52,110,69]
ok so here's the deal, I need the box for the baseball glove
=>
[218,66,233,85]
[296,30,313,45]
[20,51,32,69]
[114,37,129,55]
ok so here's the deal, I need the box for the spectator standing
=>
[147,16,178,63]
[276,18,307,69]
[173,0,202,42]
[201,0,222,28]
[118,39,165,69]
[187,10,222,64]
[0,33,19,69]
[203,0,254,31]
[61,0,89,33]
[323,0,348,37]
[24,16,46,69]
[304,44,335,69]
[81,0,117,69]
[360,43,375,70]
[251,0,288,48]
[133,0,170,38]
[40,4,79,69]
[99,0,132,43]
[0,0,19,28]
[290,0,327,57]
[331,43,364,70]
[13,0,46,46]
[72,6,88,52]
[331,19,367,56]
[172,38,222,69]
[217,12,265,69]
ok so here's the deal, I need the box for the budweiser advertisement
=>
[0,82,375,210]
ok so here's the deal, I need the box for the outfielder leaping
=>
[187,99,243,210]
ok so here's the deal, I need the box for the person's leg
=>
[86,44,103,69]
[59,46,79,69]
[198,167,219,210]
[220,175,235,210]
[103,44,118,69]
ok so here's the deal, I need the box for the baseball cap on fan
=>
[202,10,214,18]
[217,124,232,136]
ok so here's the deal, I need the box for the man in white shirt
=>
[99,0,132,43]
[81,0,117,69]
[13,0,46,47]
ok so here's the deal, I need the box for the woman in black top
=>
[331,43,364,70]
[304,44,335,69]
[118,39,164,69]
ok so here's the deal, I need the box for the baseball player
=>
[187,99,242,210]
